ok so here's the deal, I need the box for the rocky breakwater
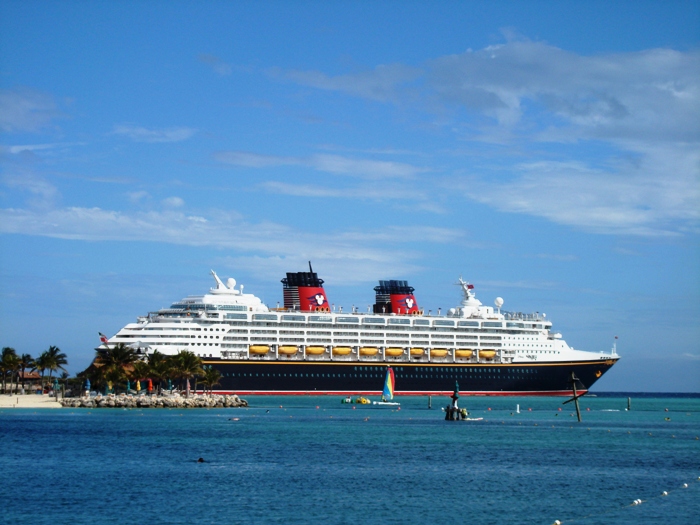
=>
[60,393,248,409]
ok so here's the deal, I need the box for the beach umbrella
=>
[85,379,90,392]
[136,380,141,392]
[168,379,172,391]
[126,380,130,393]
[147,378,153,392]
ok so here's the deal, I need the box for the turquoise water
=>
[1,394,699,525]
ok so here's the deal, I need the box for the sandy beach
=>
[0,394,62,409]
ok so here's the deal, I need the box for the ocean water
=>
[1,394,698,525]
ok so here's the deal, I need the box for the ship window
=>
[309,315,332,322]
[253,314,278,321]
[336,317,359,324]
[388,318,410,325]
[458,321,479,327]
[363,317,385,325]
[413,320,429,326]
[281,315,305,322]
[433,320,455,327]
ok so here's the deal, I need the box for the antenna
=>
[309,261,313,273]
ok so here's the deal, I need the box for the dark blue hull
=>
[202,358,618,396]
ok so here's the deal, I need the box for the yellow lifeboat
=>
[278,345,298,355]
[385,347,403,357]
[455,349,473,358]
[332,346,352,356]
[306,346,326,355]
[410,347,424,356]
[249,345,270,355]
[359,347,378,356]
[430,348,449,357]
[479,349,497,360]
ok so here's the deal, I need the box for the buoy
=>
[683,483,688,488]
[553,520,561,525]
[661,491,668,496]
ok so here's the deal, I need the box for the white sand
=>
[0,394,62,408]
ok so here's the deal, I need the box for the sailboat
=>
[372,367,400,406]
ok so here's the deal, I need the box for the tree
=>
[172,350,203,397]
[1,347,20,394]
[44,346,68,385]
[94,343,139,390]
[129,360,151,392]
[33,352,50,390]
[19,353,34,392]
[147,351,172,394]
[200,367,222,395]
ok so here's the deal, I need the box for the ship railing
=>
[503,311,546,321]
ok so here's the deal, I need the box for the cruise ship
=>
[101,265,619,396]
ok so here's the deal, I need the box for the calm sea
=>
[2,394,698,525]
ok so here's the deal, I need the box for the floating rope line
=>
[551,477,699,524]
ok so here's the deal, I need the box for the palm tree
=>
[129,360,151,392]
[172,350,203,397]
[200,367,222,395]
[1,347,19,394]
[33,352,50,390]
[94,343,139,390]
[147,351,172,394]
[19,353,34,393]
[44,346,68,384]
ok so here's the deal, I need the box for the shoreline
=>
[0,394,62,409]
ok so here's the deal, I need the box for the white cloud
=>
[113,125,197,143]
[0,87,63,133]
[278,63,422,102]
[216,151,427,179]
[0,206,462,284]
[199,54,233,76]
[2,173,59,208]
[162,196,185,208]
[277,40,699,236]
[128,191,150,203]
[460,144,700,235]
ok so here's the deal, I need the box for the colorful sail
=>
[382,367,395,401]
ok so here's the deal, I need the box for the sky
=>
[0,1,698,392]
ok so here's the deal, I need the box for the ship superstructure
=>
[102,267,619,395]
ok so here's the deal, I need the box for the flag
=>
[467,284,474,289]
[99,332,108,344]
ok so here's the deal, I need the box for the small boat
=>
[410,347,424,356]
[249,345,270,355]
[430,348,448,357]
[455,349,473,358]
[278,345,298,355]
[479,349,496,359]
[372,367,400,407]
[306,346,325,355]
[385,348,403,356]
[332,346,352,356]
[359,347,378,356]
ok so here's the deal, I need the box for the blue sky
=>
[1,1,698,391]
